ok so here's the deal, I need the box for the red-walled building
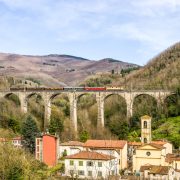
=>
[35,134,59,166]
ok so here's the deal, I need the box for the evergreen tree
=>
[21,115,39,153]
[49,117,64,135]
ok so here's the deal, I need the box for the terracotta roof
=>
[0,138,7,142]
[140,164,152,172]
[12,137,22,140]
[84,140,127,149]
[165,153,180,163]
[141,115,151,119]
[149,166,170,175]
[151,140,168,145]
[128,141,142,146]
[140,165,170,175]
[65,151,116,160]
[60,141,84,146]
[128,140,170,147]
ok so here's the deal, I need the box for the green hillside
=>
[153,116,180,148]
[124,42,180,90]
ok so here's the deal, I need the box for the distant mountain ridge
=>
[0,52,139,87]
[44,54,90,61]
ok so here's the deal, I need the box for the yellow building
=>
[132,115,173,173]
[133,143,167,172]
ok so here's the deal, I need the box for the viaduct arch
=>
[0,89,173,132]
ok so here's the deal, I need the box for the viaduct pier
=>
[0,89,173,131]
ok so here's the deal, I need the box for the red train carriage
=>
[84,87,106,91]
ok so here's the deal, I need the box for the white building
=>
[140,164,175,180]
[152,141,173,155]
[165,153,180,179]
[59,141,84,157]
[65,151,119,179]
[11,137,22,147]
[83,139,128,170]
[0,136,22,147]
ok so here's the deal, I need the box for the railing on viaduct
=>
[0,89,174,131]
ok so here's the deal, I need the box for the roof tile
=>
[65,151,115,160]
[84,140,127,149]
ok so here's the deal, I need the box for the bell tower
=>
[141,115,151,144]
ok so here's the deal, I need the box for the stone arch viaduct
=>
[0,89,174,131]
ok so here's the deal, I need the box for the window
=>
[98,171,102,177]
[37,139,39,145]
[146,151,151,156]
[144,138,147,143]
[144,121,147,128]
[36,146,39,152]
[78,170,84,175]
[88,171,92,176]
[98,162,102,167]
[79,161,83,166]
[70,160,74,166]
[87,161,93,166]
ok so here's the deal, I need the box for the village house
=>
[35,133,59,166]
[140,164,175,180]
[165,153,180,179]
[64,151,119,179]
[59,141,84,157]
[0,136,22,147]
[83,139,127,170]
[133,143,169,172]
[11,137,23,147]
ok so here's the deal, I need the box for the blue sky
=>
[0,0,180,65]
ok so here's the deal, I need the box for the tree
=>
[80,130,90,142]
[0,143,48,179]
[49,117,64,136]
[8,118,20,133]
[109,119,129,140]
[21,115,39,153]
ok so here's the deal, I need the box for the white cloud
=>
[0,0,180,63]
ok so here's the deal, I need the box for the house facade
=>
[140,165,175,180]
[0,136,22,147]
[133,143,167,172]
[59,141,84,157]
[83,139,127,170]
[12,137,22,147]
[35,133,59,166]
[165,153,180,179]
[65,151,119,179]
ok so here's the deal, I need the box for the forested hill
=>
[124,42,180,90]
